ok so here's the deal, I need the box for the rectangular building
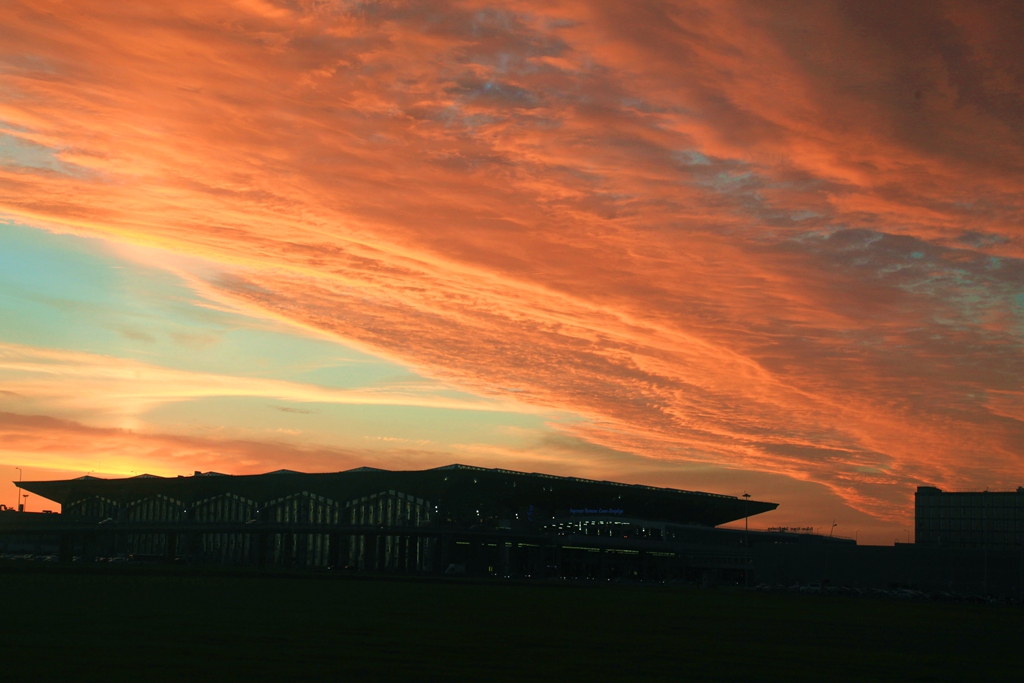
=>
[915,486,1024,550]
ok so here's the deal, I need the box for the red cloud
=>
[1,0,1022,529]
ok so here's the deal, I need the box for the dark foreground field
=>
[1,569,1021,682]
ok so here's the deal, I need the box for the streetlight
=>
[742,492,751,588]
[824,520,837,585]
[742,492,751,536]
[21,494,29,513]
[15,467,22,511]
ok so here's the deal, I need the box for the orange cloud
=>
[0,342,532,422]
[0,410,382,511]
[1,0,1022,529]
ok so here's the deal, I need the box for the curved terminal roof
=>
[18,463,777,527]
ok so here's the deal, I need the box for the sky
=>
[0,1,1022,545]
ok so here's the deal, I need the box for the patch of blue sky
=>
[790,210,822,222]
[0,222,568,459]
[0,222,417,389]
[787,225,846,243]
[0,133,86,177]
[672,150,764,198]
[0,119,31,133]
[673,150,711,166]
[712,170,754,188]
[144,395,553,453]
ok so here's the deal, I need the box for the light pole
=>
[743,493,751,535]
[742,492,751,587]
[21,494,29,513]
[824,520,836,585]
[15,467,22,511]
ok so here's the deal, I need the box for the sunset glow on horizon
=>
[2,1,1022,544]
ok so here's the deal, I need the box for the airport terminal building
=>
[26,466,1023,596]
[9,464,789,580]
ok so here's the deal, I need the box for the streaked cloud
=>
[0,342,530,419]
[1,1,1022,541]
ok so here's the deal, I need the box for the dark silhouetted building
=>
[9,464,793,580]
[24,468,1021,596]
[916,485,1024,550]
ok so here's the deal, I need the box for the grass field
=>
[1,568,1021,682]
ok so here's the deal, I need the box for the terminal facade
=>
[15,468,1024,597]
[9,464,798,580]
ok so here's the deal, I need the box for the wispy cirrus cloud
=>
[0,343,527,419]
[0,0,1022,534]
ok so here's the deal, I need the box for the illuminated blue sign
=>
[569,508,624,515]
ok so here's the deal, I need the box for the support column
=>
[340,533,352,569]
[396,535,407,573]
[187,532,200,565]
[283,533,295,568]
[164,532,177,564]
[295,532,307,569]
[256,531,269,569]
[365,533,379,572]
[508,542,519,578]
[328,532,341,569]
